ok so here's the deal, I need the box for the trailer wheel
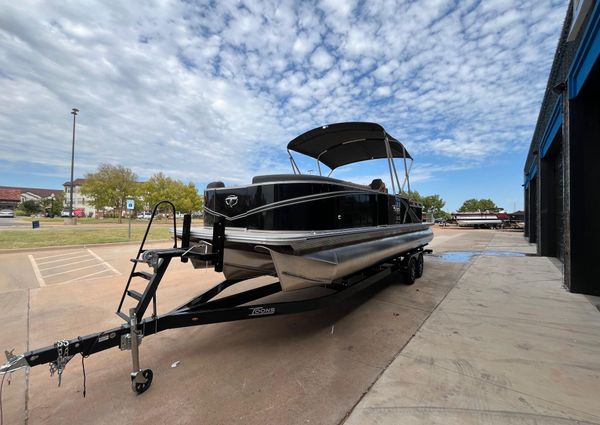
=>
[415,253,424,278]
[404,256,417,285]
[132,369,153,394]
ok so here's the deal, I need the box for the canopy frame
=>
[287,122,413,197]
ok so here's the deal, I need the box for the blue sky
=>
[0,0,566,211]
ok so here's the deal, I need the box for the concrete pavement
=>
[344,232,600,424]
[1,229,598,424]
[0,228,472,425]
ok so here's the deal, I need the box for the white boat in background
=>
[453,211,502,228]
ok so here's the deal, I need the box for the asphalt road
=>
[0,228,490,425]
[0,217,27,228]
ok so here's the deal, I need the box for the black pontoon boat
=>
[181,122,433,291]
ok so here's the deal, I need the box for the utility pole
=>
[69,108,79,218]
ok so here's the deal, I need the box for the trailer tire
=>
[415,253,424,278]
[404,256,417,285]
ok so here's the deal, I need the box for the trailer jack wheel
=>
[131,369,153,394]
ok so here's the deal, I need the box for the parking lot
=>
[28,249,121,286]
[1,228,599,425]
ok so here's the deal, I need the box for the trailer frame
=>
[1,204,430,394]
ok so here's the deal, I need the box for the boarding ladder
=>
[116,201,225,323]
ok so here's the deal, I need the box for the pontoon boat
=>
[181,122,433,291]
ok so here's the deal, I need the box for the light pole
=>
[69,108,79,218]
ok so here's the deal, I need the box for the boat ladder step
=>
[127,289,143,301]
[116,310,130,322]
[116,270,158,321]
[132,271,153,280]
[130,258,147,264]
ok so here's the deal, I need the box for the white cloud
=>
[374,86,392,97]
[310,47,335,71]
[0,0,566,195]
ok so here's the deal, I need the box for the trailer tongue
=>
[1,201,429,395]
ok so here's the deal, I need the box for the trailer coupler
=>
[1,350,28,374]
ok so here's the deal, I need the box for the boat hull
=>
[189,175,431,290]
[182,224,433,291]
[269,227,433,290]
[456,219,502,226]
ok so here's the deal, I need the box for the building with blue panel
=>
[524,0,600,295]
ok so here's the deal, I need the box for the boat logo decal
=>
[225,195,238,208]
[249,306,275,316]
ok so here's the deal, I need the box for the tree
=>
[406,191,446,214]
[51,192,65,216]
[139,173,202,213]
[478,198,498,211]
[19,200,42,215]
[458,198,498,212]
[420,194,445,215]
[436,210,452,221]
[81,164,138,223]
[40,192,64,217]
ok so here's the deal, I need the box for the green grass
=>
[19,217,203,225]
[0,226,172,249]
[19,217,169,224]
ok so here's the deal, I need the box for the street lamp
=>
[69,108,79,218]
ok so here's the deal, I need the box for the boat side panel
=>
[205,183,391,230]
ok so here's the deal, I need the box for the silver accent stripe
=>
[205,189,369,221]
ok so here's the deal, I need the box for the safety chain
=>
[49,340,70,387]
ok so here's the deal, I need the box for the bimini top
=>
[287,122,411,170]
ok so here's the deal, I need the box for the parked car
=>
[137,211,152,219]
[60,210,71,217]
[0,209,14,218]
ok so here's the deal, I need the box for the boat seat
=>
[369,179,388,193]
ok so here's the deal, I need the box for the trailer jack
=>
[127,308,152,394]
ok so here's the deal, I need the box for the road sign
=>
[126,199,135,210]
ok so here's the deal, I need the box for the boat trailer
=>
[0,201,430,395]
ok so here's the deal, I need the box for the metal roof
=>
[0,188,22,201]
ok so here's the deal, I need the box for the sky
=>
[0,0,567,212]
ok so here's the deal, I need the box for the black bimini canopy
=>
[287,122,411,170]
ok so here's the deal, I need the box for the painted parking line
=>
[60,269,118,285]
[36,253,91,266]
[87,249,121,275]
[34,251,82,261]
[29,249,121,286]
[28,255,46,287]
[43,263,105,279]
[38,257,96,271]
